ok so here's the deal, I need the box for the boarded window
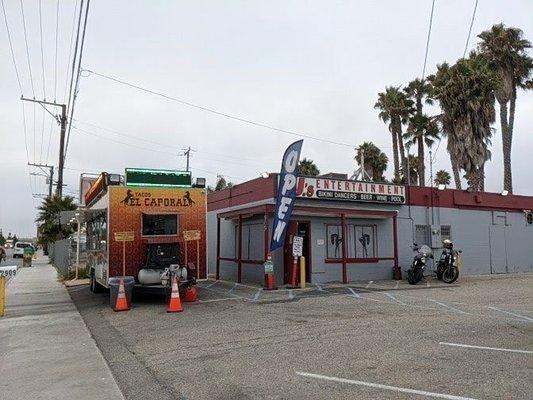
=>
[415,225,430,247]
[326,224,376,259]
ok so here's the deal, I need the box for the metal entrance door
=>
[489,225,508,274]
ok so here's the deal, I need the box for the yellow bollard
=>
[299,256,306,289]
[0,276,5,317]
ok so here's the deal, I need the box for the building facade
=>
[207,174,533,285]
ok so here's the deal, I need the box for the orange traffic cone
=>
[113,277,130,312]
[167,276,183,313]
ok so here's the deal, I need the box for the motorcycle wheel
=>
[436,268,443,280]
[407,268,423,285]
[442,266,459,284]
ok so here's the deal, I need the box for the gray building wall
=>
[208,202,533,285]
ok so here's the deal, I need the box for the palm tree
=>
[298,158,320,176]
[355,142,388,182]
[434,170,451,186]
[404,78,439,186]
[478,24,533,193]
[400,154,420,185]
[430,54,499,191]
[375,87,414,180]
[36,195,77,245]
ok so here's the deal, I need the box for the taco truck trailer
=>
[84,168,207,294]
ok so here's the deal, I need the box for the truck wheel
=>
[90,270,102,293]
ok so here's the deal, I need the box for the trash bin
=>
[109,276,135,310]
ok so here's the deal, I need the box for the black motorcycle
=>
[436,240,461,284]
[407,243,433,285]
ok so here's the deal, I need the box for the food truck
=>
[84,168,207,294]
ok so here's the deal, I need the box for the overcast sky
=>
[1,0,532,237]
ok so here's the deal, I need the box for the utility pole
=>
[21,97,67,197]
[183,147,191,172]
[28,163,54,198]
[350,147,372,181]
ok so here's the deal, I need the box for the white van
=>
[13,242,34,258]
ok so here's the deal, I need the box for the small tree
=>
[434,170,452,186]
[355,142,388,182]
[214,175,233,191]
[36,195,77,245]
[298,158,320,176]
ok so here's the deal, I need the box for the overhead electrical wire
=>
[463,0,479,58]
[64,0,90,163]
[54,0,59,101]
[38,0,45,98]
[65,0,84,117]
[81,69,360,149]
[63,0,78,104]
[19,0,34,96]
[421,0,436,80]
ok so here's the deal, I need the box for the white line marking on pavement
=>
[384,292,407,306]
[204,280,219,288]
[288,289,295,300]
[228,283,239,294]
[347,288,360,298]
[394,281,399,289]
[198,297,240,303]
[315,283,324,291]
[487,306,533,322]
[439,342,533,355]
[296,372,477,400]
[430,300,467,314]
[365,281,374,289]
[426,281,431,287]
[253,289,262,301]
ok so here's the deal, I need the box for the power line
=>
[19,0,34,96]
[421,0,436,80]
[463,0,479,58]
[63,0,78,104]
[82,69,360,148]
[54,0,59,101]
[38,0,45,98]
[64,0,90,163]
[65,0,84,118]
[1,0,23,93]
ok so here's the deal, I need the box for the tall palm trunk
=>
[499,102,513,193]
[450,156,462,190]
[479,163,485,192]
[397,123,407,177]
[417,139,425,186]
[390,124,400,179]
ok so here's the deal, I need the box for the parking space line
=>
[487,306,533,322]
[384,292,407,306]
[394,281,399,289]
[199,285,249,301]
[228,283,239,294]
[430,299,467,314]
[253,289,262,301]
[365,281,374,289]
[198,297,241,303]
[439,342,533,355]
[315,283,324,291]
[347,288,361,298]
[203,280,219,288]
[288,289,295,300]
[296,372,477,400]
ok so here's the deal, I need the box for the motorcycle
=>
[407,243,433,285]
[436,239,461,284]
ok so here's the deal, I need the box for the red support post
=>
[263,209,269,261]
[216,216,221,280]
[237,214,243,283]
[341,213,347,284]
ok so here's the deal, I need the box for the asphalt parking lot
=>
[68,274,533,400]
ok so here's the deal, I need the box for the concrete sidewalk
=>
[0,256,124,400]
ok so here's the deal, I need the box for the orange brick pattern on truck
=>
[108,186,207,279]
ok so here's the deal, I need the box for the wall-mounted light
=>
[501,190,509,196]
[260,172,270,179]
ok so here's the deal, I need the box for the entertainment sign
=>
[296,177,406,204]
